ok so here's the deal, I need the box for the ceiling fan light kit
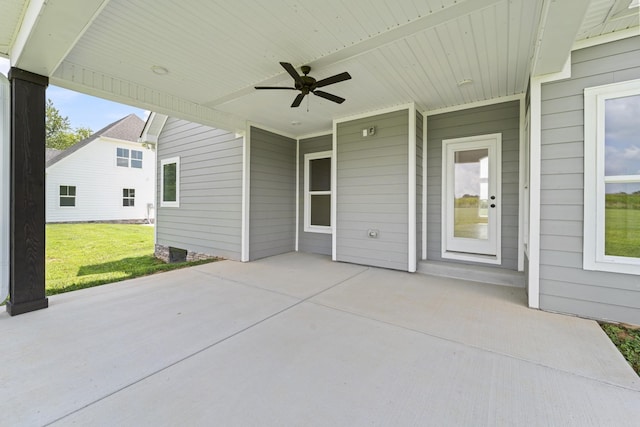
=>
[255,62,351,108]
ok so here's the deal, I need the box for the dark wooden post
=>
[6,68,48,316]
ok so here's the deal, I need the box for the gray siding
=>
[426,101,520,270]
[336,109,409,270]
[249,127,296,260]
[539,36,640,324]
[416,112,423,261]
[156,117,243,260]
[298,134,332,256]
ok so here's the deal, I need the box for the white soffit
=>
[576,0,640,41]
[5,0,547,135]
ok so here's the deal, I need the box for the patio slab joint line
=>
[44,266,370,426]
[309,301,640,393]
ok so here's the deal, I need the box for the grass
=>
[46,223,216,295]
[600,323,640,376]
[605,207,640,258]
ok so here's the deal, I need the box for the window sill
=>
[583,258,640,275]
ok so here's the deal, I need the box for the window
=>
[117,147,143,168]
[584,79,640,275]
[161,157,180,207]
[116,148,129,167]
[131,150,143,168]
[304,151,332,233]
[60,185,76,207]
[123,188,135,207]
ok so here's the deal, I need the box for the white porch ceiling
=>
[1,0,638,136]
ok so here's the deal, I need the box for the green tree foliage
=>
[45,99,93,150]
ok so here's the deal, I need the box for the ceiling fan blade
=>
[254,86,297,90]
[291,93,306,108]
[313,90,345,104]
[280,62,303,86]
[314,71,352,88]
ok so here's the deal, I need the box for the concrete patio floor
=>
[1,253,638,426]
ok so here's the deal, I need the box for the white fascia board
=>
[334,103,415,125]
[532,0,589,76]
[425,94,523,117]
[296,129,333,140]
[246,122,297,140]
[139,112,169,144]
[11,0,109,76]
[572,27,640,51]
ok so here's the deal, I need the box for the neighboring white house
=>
[46,114,156,223]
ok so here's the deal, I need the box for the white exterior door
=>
[442,134,502,262]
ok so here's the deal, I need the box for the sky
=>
[0,57,148,133]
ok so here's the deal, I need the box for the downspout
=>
[0,72,9,303]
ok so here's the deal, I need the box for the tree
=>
[45,99,93,150]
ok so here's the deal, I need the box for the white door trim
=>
[441,133,502,265]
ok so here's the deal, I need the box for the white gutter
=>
[0,73,9,303]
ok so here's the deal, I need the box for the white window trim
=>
[117,147,144,168]
[304,150,332,234]
[584,79,640,275]
[59,185,77,208]
[131,149,143,169]
[160,156,180,208]
[123,188,135,207]
[116,147,130,167]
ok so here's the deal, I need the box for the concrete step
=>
[417,260,525,288]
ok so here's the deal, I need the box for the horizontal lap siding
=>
[298,135,332,255]
[156,118,242,260]
[249,127,296,260]
[426,101,520,270]
[336,110,409,271]
[539,36,640,324]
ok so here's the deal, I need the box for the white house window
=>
[60,185,76,207]
[584,79,640,275]
[123,188,135,207]
[304,151,332,233]
[117,147,143,168]
[116,148,129,167]
[131,150,143,168]
[161,157,180,207]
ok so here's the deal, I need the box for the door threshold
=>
[417,260,525,288]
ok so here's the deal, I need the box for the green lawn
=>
[46,223,216,295]
[605,207,640,258]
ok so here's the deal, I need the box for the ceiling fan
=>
[255,62,351,108]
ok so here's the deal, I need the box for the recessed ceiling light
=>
[151,65,169,75]
[457,79,473,87]
[291,121,302,126]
